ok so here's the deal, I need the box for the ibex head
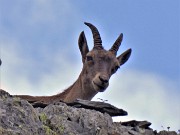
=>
[78,22,132,93]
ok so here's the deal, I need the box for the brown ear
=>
[117,48,132,66]
[78,31,89,63]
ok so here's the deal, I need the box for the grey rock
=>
[158,131,177,135]
[121,120,152,129]
[0,89,177,135]
[0,90,45,135]
[32,98,128,117]
[66,98,128,116]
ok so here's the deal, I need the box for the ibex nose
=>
[99,75,109,84]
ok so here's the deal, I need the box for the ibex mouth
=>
[92,81,107,92]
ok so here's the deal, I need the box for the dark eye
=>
[115,66,120,71]
[86,56,93,61]
[111,66,120,74]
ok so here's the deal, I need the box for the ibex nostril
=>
[99,76,109,83]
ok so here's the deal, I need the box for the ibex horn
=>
[84,22,103,49]
[109,33,123,55]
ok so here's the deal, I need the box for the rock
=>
[32,98,128,117]
[121,120,152,129]
[0,89,12,98]
[0,89,45,135]
[158,131,177,135]
[0,89,178,135]
[66,98,128,116]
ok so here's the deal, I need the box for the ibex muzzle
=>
[93,73,109,92]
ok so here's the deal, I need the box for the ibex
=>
[16,22,132,103]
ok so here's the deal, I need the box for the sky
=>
[0,0,179,132]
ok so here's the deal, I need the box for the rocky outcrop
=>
[158,131,178,135]
[0,89,178,135]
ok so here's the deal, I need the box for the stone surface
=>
[158,131,178,135]
[0,90,45,135]
[66,98,128,116]
[32,98,128,117]
[0,89,178,135]
[121,120,152,129]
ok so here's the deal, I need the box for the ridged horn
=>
[109,33,123,55]
[84,22,103,49]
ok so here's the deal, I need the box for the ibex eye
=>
[112,66,120,74]
[86,56,93,61]
[115,66,120,71]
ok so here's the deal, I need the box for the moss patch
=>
[39,113,48,122]
[43,125,57,135]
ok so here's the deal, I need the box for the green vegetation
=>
[12,97,21,106]
[43,125,57,135]
[39,113,48,122]
[59,125,65,134]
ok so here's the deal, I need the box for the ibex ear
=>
[117,48,132,66]
[78,31,89,63]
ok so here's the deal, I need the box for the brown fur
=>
[16,23,132,103]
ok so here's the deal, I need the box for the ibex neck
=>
[16,73,98,104]
[57,73,98,103]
